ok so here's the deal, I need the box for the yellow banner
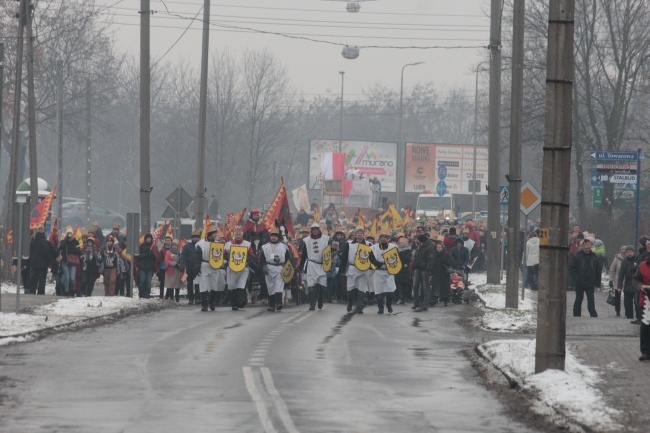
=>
[322,245,332,272]
[382,247,402,275]
[281,260,295,283]
[229,245,248,272]
[209,242,225,269]
[354,243,372,271]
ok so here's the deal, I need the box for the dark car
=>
[61,201,125,229]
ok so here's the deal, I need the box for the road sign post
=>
[635,148,642,246]
[165,187,193,240]
[126,213,140,298]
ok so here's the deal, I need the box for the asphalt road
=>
[0,302,536,433]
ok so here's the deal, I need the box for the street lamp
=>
[397,61,425,209]
[339,71,345,153]
[342,46,360,60]
[346,2,361,13]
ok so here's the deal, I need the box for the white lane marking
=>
[253,350,267,356]
[281,310,309,324]
[243,367,277,433]
[294,311,315,324]
[261,367,300,433]
[249,357,265,363]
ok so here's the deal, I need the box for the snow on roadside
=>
[0,297,162,344]
[469,272,538,332]
[478,339,621,432]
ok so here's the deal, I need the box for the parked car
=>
[61,201,125,229]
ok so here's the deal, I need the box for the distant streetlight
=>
[397,61,425,208]
[339,71,345,153]
[342,46,360,60]
[346,2,361,13]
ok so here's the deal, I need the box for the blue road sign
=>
[499,185,510,206]
[436,181,447,197]
[590,151,638,161]
[437,164,448,180]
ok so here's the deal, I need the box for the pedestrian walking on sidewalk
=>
[632,253,650,361]
[618,246,640,322]
[569,237,602,317]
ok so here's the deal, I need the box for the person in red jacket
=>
[464,222,481,248]
[633,254,650,361]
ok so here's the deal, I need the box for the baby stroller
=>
[450,269,468,304]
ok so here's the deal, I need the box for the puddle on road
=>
[223,322,243,329]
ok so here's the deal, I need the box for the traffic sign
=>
[592,187,636,209]
[165,187,193,213]
[437,164,448,181]
[609,174,637,183]
[595,163,633,171]
[162,206,190,219]
[436,181,447,197]
[590,151,638,161]
[520,181,541,215]
[499,185,510,206]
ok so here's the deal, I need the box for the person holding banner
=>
[369,233,401,314]
[225,227,254,311]
[195,225,227,312]
[339,228,371,314]
[298,223,330,311]
[261,230,293,312]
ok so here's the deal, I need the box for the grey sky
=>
[99,0,491,98]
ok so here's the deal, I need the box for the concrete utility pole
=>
[535,0,575,373]
[26,0,38,209]
[85,80,91,227]
[195,0,210,230]
[55,61,63,224]
[140,0,151,234]
[486,0,502,284]
[472,64,480,219]
[506,0,525,309]
[5,0,27,276]
[0,42,3,309]
[339,71,344,152]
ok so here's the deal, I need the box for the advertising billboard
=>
[404,143,488,195]
[308,139,397,192]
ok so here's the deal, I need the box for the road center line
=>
[243,367,277,433]
[261,367,300,433]
[294,311,315,324]
[281,311,305,324]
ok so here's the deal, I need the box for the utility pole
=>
[5,0,27,277]
[0,43,3,309]
[140,0,151,234]
[195,0,210,231]
[506,0,525,309]
[339,71,344,152]
[55,61,63,224]
[25,0,38,209]
[85,79,91,227]
[486,0,502,284]
[535,0,575,373]
[472,64,479,219]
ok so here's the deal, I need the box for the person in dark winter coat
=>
[395,236,413,304]
[618,246,640,322]
[60,229,82,296]
[632,253,650,361]
[569,237,602,317]
[450,238,470,271]
[135,233,156,298]
[80,237,100,297]
[412,235,435,312]
[430,242,453,306]
[179,231,201,305]
[27,226,56,295]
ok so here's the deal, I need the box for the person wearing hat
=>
[135,233,156,298]
[80,237,100,297]
[163,239,182,302]
[179,230,201,305]
[412,234,435,312]
[106,223,125,247]
[261,230,293,311]
[339,228,370,314]
[298,223,330,311]
[617,245,640,322]
[195,225,227,311]
[224,226,254,311]
[91,221,104,247]
[99,235,126,297]
[60,228,82,297]
[569,237,602,317]
[369,233,398,314]
[154,235,173,299]
[242,209,270,244]
[27,225,56,295]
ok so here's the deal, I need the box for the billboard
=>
[404,143,488,195]
[308,139,397,192]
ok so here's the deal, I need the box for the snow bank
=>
[478,339,621,432]
[470,275,538,332]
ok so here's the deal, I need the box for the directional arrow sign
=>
[590,151,638,161]
[591,173,610,183]
[609,174,637,183]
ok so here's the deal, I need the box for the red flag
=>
[261,179,294,235]
[225,208,246,240]
[49,218,59,248]
[30,186,57,231]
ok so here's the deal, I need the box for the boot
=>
[175,289,180,303]
[230,290,238,310]
[209,291,216,311]
[275,293,283,311]
[387,293,393,313]
[237,288,247,309]
[165,288,173,300]
[307,287,316,310]
[200,292,209,312]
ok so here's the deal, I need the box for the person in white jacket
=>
[525,232,540,290]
